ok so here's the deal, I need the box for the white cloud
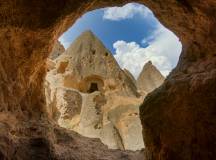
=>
[104,3,182,77]
[103,3,152,21]
[59,36,71,49]
[113,24,182,78]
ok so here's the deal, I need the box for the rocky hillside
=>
[45,30,164,151]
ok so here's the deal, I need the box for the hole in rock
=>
[88,83,99,93]
[46,3,182,152]
[79,75,104,93]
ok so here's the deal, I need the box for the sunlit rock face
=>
[0,0,215,159]
[46,31,160,151]
[55,30,139,96]
[49,40,65,60]
[137,61,165,93]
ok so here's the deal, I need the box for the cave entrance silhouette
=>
[47,2,182,152]
[1,0,213,159]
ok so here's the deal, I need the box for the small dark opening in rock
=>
[92,49,96,55]
[105,52,108,56]
[88,83,99,93]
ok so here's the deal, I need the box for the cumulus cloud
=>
[104,3,182,78]
[59,36,71,49]
[113,24,182,78]
[103,3,151,21]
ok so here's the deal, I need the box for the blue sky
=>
[59,3,182,78]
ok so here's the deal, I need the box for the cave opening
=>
[88,82,99,93]
[46,2,182,153]
[2,0,215,159]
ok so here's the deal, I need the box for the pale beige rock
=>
[55,30,139,97]
[108,104,145,151]
[46,59,56,72]
[123,68,137,88]
[137,61,165,93]
[45,86,82,127]
[49,40,65,60]
[77,91,105,138]
[100,122,124,150]
[45,31,165,151]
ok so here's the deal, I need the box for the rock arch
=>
[0,0,216,159]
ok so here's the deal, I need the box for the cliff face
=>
[137,61,165,93]
[0,0,215,159]
[45,31,145,151]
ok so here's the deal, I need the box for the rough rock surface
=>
[124,68,137,88]
[49,40,65,60]
[108,104,144,150]
[0,0,215,159]
[0,120,145,160]
[55,30,139,97]
[137,61,165,93]
[45,31,149,151]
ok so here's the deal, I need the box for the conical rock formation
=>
[137,61,165,93]
[45,31,163,151]
[54,31,139,97]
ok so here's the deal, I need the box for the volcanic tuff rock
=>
[1,0,216,159]
[137,61,165,93]
[123,68,137,87]
[55,30,139,97]
[49,40,65,60]
[46,30,149,151]
[0,122,145,160]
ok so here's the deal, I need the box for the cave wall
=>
[0,0,215,159]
